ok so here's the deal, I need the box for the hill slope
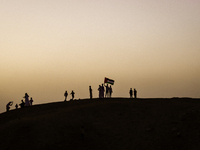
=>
[0,98,200,150]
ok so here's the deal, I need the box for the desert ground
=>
[0,98,200,150]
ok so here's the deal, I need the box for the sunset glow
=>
[1,0,200,113]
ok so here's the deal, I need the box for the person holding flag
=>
[105,84,109,98]
[104,77,114,98]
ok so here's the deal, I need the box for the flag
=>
[104,77,114,85]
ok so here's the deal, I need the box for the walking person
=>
[64,91,68,101]
[129,88,133,98]
[89,86,93,99]
[70,90,75,100]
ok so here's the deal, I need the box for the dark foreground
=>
[0,98,200,150]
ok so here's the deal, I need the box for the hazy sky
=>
[1,0,200,113]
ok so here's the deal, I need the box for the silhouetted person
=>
[101,84,105,98]
[109,85,113,98]
[6,101,13,112]
[30,97,33,106]
[98,85,101,98]
[64,91,68,101]
[23,93,30,106]
[19,100,25,108]
[89,86,92,99]
[134,88,137,98]
[129,88,133,98]
[15,104,18,109]
[105,84,109,98]
[70,90,75,100]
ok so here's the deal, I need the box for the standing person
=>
[98,85,101,98]
[70,90,75,100]
[134,88,137,98]
[24,93,30,106]
[89,86,93,99]
[101,84,105,98]
[6,101,13,112]
[109,85,113,98]
[30,97,33,106]
[64,91,68,101]
[105,84,109,98]
[15,104,18,109]
[129,88,133,98]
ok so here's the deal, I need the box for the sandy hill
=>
[0,98,200,150]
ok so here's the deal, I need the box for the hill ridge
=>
[0,98,200,150]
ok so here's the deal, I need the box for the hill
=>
[0,98,200,150]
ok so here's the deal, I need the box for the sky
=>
[1,0,200,113]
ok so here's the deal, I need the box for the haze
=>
[1,0,200,113]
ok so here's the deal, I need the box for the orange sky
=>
[1,0,200,113]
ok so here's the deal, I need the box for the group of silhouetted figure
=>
[63,85,137,102]
[129,88,137,98]
[6,87,137,112]
[64,90,75,101]
[6,93,34,112]
[98,84,113,98]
